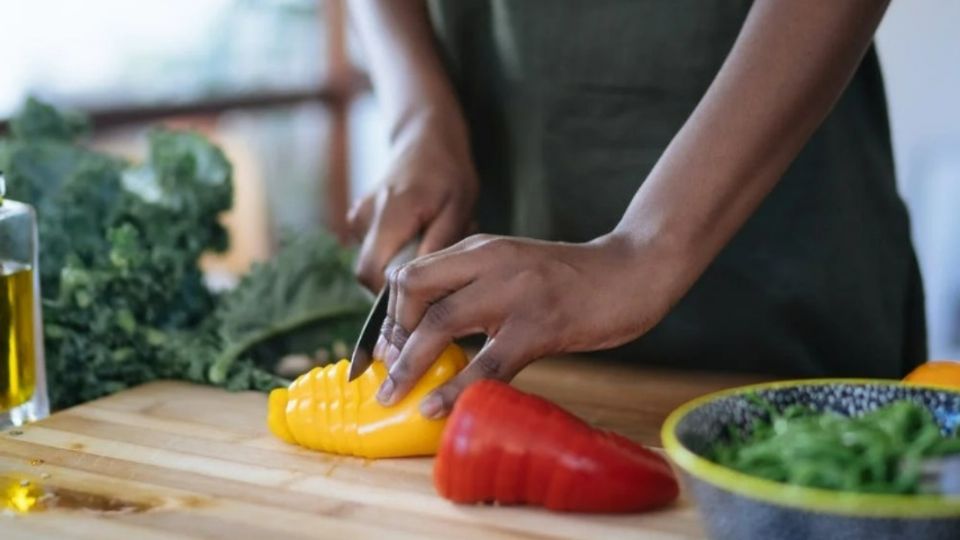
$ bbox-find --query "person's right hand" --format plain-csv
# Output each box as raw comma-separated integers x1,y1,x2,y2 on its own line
348,127,479,291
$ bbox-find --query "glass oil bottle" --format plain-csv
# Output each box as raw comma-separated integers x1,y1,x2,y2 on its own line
0,172,49,428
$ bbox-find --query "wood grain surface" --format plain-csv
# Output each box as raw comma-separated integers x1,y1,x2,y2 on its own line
0,356,767,539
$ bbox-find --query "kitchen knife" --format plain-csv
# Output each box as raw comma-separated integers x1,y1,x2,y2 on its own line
348,239,420,382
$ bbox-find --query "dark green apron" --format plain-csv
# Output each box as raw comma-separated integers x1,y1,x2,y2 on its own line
427,0,926,378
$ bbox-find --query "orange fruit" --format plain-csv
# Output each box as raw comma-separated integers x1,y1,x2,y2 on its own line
903,361,960,390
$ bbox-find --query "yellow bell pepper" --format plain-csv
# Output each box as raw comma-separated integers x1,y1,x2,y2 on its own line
267,344,467,458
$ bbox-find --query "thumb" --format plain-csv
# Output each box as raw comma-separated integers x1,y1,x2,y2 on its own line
418,335,525,419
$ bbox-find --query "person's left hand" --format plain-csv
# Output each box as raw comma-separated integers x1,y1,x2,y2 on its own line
372,232,688,419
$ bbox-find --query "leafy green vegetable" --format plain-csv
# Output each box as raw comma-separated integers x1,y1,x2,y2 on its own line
709,397,960,494
208,232,370,384
1,98,369,408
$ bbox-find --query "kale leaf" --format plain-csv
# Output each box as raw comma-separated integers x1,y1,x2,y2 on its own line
1,99,368,408
208,231,371,384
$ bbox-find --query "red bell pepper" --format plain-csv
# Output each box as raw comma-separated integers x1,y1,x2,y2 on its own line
433,379,680,513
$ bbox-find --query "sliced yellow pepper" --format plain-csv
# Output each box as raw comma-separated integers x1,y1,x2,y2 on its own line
267,344,467,458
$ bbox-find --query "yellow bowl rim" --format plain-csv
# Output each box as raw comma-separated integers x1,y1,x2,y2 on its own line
661,378,960,518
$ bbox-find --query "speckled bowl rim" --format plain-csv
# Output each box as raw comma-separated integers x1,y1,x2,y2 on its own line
661,378,960,518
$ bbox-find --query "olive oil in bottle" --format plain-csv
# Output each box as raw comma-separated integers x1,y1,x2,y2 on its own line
1,261,36,410
0,172,48,427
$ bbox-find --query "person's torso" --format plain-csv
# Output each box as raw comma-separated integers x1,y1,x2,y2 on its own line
427,0,926,378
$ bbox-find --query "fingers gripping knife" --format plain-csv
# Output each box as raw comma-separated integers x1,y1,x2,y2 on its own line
348,239,420,382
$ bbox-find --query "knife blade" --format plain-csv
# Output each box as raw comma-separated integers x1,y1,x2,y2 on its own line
348,239,420,382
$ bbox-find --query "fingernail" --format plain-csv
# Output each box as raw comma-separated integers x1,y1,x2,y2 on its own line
419,394,444,420
373,337,386,361
377,377,395,405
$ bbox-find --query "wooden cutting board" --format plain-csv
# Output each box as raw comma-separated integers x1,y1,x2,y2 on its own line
0,357,767,540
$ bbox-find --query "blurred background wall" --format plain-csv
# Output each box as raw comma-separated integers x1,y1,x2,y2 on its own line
876,0,960,360
0,0,363,281
0,0,956,358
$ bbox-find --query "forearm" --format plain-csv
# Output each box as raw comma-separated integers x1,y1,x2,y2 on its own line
613,0,889,293
350,0,469,156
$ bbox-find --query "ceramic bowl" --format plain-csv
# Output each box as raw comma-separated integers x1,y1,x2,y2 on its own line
662,380,960,540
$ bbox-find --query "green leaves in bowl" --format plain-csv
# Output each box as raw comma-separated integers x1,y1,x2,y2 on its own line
709,397,960,494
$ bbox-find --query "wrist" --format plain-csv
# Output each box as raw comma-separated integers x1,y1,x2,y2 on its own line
597,226,692,274
593,227,701,316
391,103,471,158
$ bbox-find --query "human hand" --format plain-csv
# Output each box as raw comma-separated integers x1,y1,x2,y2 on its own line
349,128,478,291
373,233,688,418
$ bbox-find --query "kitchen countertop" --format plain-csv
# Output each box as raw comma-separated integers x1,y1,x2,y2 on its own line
1,356,767,540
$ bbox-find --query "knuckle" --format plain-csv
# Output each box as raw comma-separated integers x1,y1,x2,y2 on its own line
387,264,402,290
386,183,425,208
389,324,411,350
379,316,395,340
474,353,503,378
462,233,493,249
485,237,517,258
395,263,423,293
422,299,456,331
